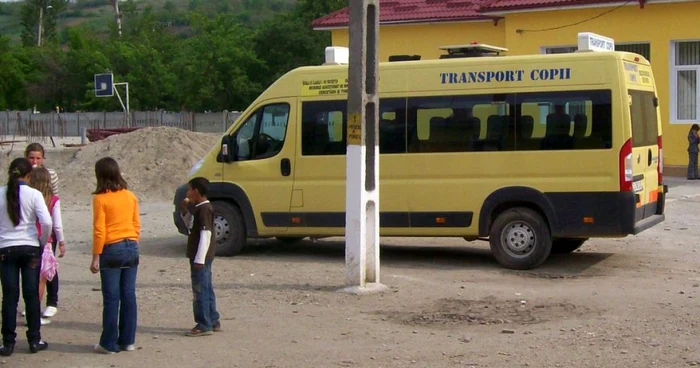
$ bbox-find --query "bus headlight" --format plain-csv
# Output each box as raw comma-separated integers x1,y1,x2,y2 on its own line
188,159,204,177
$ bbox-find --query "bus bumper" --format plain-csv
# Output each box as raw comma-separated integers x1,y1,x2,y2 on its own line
173,184,189,236
655,184,668,215
633,214,665,235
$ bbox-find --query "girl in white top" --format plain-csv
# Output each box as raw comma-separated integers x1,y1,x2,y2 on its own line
0,158,52,357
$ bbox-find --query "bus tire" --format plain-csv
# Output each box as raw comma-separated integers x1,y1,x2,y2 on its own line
489,207,552,270
551,238,587,254
276,237,305,244
212,201,247,257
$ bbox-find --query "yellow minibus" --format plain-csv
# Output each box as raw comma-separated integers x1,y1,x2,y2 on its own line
174,35,666,270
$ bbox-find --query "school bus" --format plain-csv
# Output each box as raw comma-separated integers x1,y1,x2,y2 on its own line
173,33,667,270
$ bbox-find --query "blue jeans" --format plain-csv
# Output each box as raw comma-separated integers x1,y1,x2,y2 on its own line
190,259,219,331
0,246,42,345
99,240,139,352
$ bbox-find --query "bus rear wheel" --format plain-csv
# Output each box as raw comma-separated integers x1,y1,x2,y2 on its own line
551,238,587,254
489,207,552,270
212,201,247,257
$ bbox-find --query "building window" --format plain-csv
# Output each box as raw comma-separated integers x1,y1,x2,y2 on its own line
616,43,651,61
543,43,651,61
671,41,700,123
544,46,577,54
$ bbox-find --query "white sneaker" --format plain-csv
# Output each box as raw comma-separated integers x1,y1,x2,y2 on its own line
42,306,58,318
94,344,115,355
40,318,51,326
120,344,135,352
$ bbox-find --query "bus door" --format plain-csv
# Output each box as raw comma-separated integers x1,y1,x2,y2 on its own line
224,100,296,232
629,90,660,219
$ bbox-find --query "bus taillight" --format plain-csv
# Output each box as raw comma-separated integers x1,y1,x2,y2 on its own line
620,138,633,192
657,136,663,184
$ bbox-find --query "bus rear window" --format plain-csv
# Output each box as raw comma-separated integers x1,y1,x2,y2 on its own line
629,90,659,147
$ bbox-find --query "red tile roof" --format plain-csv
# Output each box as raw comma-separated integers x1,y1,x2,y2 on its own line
311,0,500,29
481,0,633,12
312,0,650,28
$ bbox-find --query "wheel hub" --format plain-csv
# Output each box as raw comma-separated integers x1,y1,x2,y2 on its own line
214,215,230,245
502,221,536,257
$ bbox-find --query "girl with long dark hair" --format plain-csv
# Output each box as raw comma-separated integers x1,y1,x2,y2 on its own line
0,158,52,356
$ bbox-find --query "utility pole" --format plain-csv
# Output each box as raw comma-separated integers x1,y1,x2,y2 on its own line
37,5,43,46
110,0,122,38
342,0,386,294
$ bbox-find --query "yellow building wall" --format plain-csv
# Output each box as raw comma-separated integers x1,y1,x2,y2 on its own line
330,20,505,61
326,2,700,168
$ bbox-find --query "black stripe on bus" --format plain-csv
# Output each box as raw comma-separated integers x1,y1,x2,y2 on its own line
261,212,473,228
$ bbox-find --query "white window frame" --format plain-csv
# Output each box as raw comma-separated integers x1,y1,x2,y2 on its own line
670,40,700,124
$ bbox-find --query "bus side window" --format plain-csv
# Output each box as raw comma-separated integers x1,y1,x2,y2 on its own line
231,103,290,161
514,90,612,151
234,113,258,161
302,100,346,156
379,98,408,154
255,104,291,159
301,99,408,156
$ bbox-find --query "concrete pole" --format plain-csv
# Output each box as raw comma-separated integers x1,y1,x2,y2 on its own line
37,6,43,47
222,110,228,133
342,0,386,294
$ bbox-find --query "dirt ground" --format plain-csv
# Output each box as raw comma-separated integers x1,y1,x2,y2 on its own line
1,141,699,367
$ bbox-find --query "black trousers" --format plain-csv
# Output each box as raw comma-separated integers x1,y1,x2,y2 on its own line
689,152,699,179
0,246,42,345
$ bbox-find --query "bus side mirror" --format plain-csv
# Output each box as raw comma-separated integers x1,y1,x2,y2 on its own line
219,135,237,163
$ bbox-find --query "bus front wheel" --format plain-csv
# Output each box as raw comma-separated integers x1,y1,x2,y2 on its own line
212,201,247,257
489,207,552,270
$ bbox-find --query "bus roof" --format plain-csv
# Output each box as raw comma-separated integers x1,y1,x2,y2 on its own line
251,50,653,102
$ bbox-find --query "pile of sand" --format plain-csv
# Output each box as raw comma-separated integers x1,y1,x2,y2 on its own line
55,127,221,203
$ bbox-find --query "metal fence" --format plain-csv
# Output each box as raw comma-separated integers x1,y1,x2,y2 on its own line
0,110,242,139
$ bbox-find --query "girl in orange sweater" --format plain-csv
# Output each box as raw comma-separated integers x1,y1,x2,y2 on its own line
89,157,140,354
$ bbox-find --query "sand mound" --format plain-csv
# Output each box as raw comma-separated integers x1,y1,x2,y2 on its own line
57,127,221,203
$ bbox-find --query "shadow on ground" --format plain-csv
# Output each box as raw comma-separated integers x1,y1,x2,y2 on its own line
139,236,614,277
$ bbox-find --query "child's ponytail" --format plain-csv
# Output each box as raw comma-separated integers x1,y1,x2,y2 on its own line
6,158,33,227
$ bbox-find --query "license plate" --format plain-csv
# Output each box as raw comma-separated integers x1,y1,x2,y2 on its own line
633,181,644,193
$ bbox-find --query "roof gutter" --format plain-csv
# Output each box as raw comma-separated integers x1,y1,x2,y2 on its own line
313,17,502,31
480,0,692,15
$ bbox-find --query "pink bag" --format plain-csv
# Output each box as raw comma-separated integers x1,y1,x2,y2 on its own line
37,195,59,281
41,244,58,281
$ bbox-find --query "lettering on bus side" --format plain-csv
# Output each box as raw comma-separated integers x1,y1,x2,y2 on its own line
440,68,572,85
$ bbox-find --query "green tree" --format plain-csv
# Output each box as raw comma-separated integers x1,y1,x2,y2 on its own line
0,37,29,109
21,45,71,111
60,27,113,111
253,0,345,88
173,13,264,111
